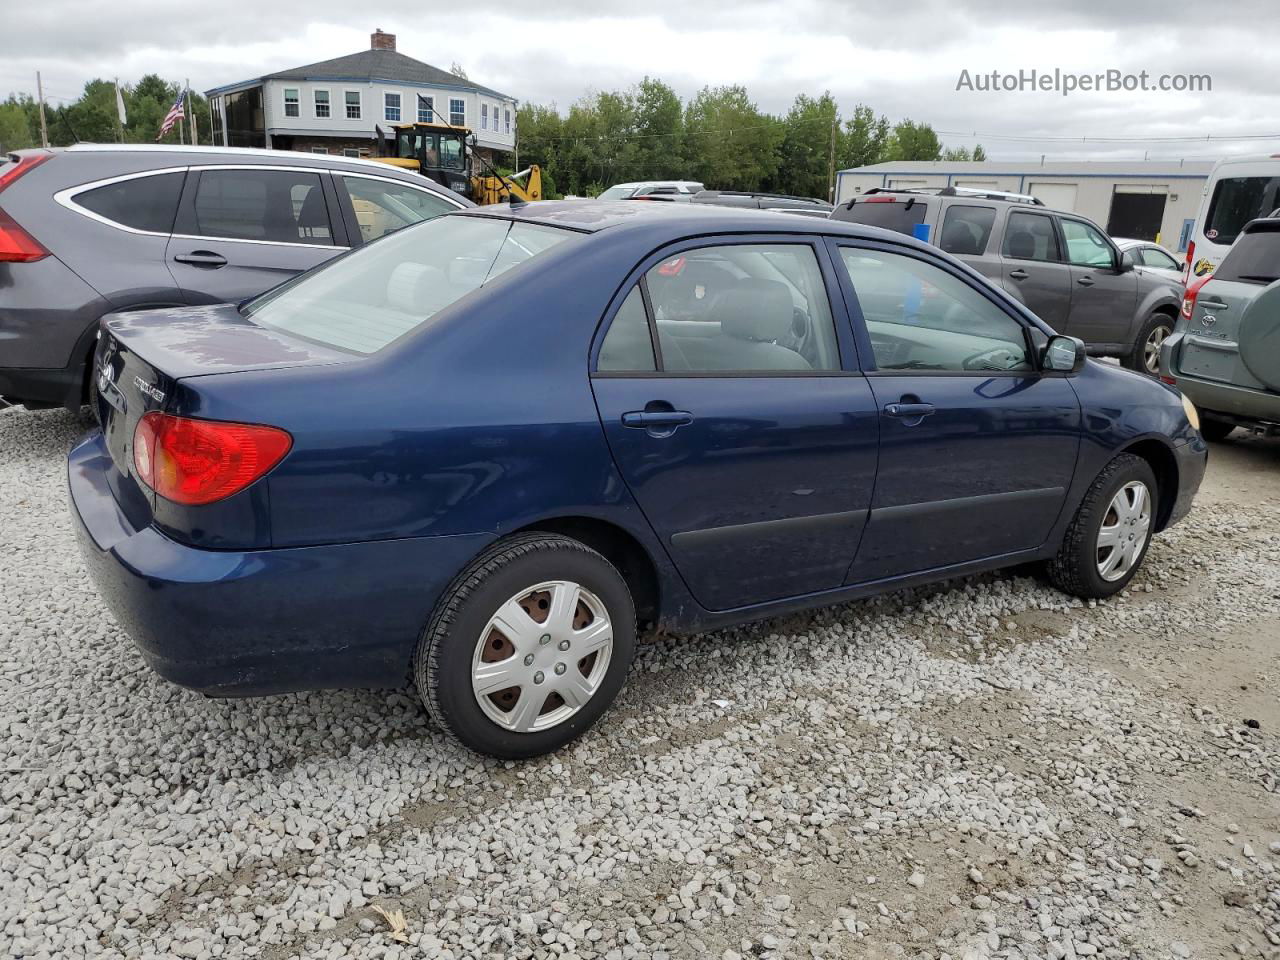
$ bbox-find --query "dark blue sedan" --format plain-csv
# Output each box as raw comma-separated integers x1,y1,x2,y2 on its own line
69,201,1207,758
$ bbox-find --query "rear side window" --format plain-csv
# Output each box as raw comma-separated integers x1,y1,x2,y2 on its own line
244,216,573,355
938,205,996,255
190,169,332,245
75,172,185,234
1003,212,1061,262
834,198,928,236
1205,177,1280,246
339,175,457,243
1214,227,1280,284
597,287,656,371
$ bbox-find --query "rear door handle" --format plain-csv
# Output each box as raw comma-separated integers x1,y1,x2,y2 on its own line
173,250,228,268
884,402,936,419
621,410,693,429
1008,269,1029,280
1076,276,1095,286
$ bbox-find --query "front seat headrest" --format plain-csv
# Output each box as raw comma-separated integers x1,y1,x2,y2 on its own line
1007,231,1036,259
711,279,794,343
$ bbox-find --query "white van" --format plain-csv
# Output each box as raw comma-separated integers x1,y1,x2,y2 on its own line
1186,155,1280,281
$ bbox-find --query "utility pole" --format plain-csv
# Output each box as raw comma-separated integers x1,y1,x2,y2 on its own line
827,116,837,203
35,71,49,148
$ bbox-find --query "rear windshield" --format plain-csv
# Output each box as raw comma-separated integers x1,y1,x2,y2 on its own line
598,186,638,200
832,198,928,235
1214,226,1280,284
244,215,573,354
1204,176,1280,246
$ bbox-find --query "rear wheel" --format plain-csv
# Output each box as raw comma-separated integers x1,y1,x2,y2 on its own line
1198,417,1236,442
1049,453,1157,599
1124,314,1173,376
415,533,636,759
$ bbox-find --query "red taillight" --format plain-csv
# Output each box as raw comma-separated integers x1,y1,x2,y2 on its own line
1180,273,1211,320
0,207,48,263
0,153,50,193
1160,375,1177,385
133,412,292,505
1181,240,1195,285
657,255,686,276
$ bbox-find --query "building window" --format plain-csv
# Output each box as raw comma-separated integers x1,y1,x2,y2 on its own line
314,89,330,119
345,91,361,120
418,95,433,123
450,98,464,127
343,148,360,158
481,103,488,130
505,109,511,135
384,92,401,122
283,88,300,118
311,146,328,154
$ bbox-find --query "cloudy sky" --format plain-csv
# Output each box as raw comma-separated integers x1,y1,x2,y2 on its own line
3,0,1277,162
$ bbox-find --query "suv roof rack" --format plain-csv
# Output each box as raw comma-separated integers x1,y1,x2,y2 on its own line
695,189,831,206
858,186,1044,206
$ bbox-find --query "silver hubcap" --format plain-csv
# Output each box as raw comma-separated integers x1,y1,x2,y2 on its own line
1096,481,1152,582
1143,325,1170,375
471,580,613,733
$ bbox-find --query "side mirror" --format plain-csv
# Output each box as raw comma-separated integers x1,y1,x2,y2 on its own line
1043,335,1086,373
1117,251,1135,273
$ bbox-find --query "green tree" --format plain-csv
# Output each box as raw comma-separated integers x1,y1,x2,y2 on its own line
772,92,839,198
630,77,684,181
683,85,781,191
886,119,942,161
972,143,987,161
838,103,891,170
0,95,38,151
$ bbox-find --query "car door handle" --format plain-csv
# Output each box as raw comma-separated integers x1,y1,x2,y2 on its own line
884,402,936,419
1076,276,1095,286
1199,299,1229,310
621,410,693,428
1008,269,1029,280
173,251,228,268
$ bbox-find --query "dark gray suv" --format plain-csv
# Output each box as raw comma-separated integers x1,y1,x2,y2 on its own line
831,188,1183,374
0,144,469,410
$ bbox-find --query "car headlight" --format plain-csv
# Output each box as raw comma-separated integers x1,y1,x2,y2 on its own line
1181,393,1201,432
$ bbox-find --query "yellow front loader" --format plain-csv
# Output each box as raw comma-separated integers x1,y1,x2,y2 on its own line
373,121,541,205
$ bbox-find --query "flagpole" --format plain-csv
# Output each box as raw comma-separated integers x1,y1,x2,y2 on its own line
186,78,198,145
114,78,124,143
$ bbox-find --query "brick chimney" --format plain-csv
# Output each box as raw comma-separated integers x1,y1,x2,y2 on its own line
371,29,396,51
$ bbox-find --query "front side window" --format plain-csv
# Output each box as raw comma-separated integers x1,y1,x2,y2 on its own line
384,92,401,122
283,88,299,118
1002,211,1061,262
313,89,330,119
1140,246,1179,270
190,169,332,246
1205,176,1280,246
604,243,840,374
339,175,458,243
1060,218,1115,268
345,91,361,120
418,95,433,123
938,205,996,256
450,98,465,127
76,171,186,234
840,247,1032,373
244,217,574,354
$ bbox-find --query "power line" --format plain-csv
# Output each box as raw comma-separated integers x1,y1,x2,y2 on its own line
933,129,1280,144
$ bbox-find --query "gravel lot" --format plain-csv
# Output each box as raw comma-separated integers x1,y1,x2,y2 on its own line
2,405,1278,960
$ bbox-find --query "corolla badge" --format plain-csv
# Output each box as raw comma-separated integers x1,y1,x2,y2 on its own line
133,376,166,403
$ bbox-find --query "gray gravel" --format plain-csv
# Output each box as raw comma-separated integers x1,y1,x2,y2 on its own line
2,405,1279,960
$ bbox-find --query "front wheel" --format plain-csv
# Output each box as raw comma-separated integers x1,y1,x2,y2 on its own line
1048,453,1157,599
1124,314,1173,376
415,533,636,759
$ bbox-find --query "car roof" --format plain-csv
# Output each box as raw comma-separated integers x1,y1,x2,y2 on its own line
461,198,925,245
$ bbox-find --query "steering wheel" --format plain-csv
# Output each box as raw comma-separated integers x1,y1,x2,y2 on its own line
962,345,1025,371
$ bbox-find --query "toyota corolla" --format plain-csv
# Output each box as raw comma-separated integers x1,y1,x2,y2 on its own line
68,201,1207,758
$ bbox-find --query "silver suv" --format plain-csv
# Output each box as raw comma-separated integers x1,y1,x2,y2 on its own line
830,187,1183,373
0,144,469,410
1161,217,1280,440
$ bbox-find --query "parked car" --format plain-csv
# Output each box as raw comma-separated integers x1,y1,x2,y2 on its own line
831,187,1184,375
1114,238,1183,275
596,180,705,202
0,143,470,411
70,201,1206,758
690,189,832,217
1184,154,1280,281
1162,216,1280,439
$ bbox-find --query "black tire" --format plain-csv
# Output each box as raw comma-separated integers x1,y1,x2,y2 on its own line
1122,313,1174,376
1198,417,1236,442
1048,453,1158,600
415,533,636,759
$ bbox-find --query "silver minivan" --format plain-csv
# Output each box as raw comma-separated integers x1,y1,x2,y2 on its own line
0,144,469,410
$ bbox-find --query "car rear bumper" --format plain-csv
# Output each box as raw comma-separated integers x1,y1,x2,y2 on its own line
68,431,495,697
1163,331,1280,426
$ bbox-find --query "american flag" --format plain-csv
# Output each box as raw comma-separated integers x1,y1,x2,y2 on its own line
156,90,186,141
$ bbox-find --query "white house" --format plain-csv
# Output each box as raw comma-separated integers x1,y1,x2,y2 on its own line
205,30,517,162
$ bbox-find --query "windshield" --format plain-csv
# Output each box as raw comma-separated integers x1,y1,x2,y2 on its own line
597,186,638,200
397,129,466,171
1205,176,1280,246
244,216,574,354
